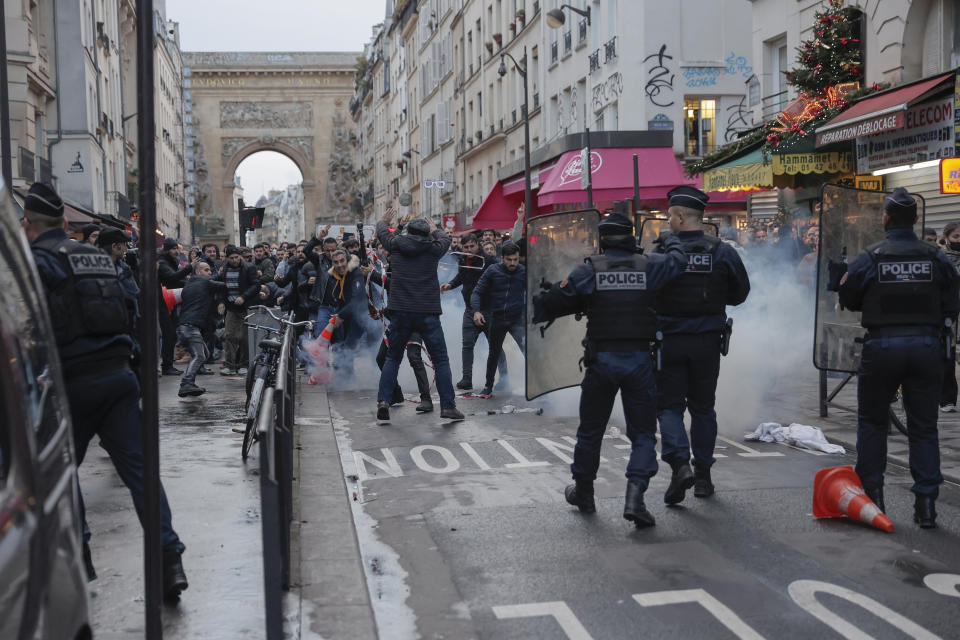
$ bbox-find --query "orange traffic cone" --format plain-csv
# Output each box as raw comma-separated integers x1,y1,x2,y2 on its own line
316,314,340,346
813,466,894,533
161,286,181,313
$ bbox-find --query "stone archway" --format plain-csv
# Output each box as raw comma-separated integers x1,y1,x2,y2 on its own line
183,52,358,245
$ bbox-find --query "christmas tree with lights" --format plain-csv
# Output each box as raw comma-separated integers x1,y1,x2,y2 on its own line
784,0,863,97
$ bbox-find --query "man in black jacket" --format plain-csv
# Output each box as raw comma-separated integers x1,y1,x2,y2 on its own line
217,245,260,375
441,232,503,389
177,262,227,396
158,237,193,375
375,211,464,422
470,242,526,397
253,243,276,284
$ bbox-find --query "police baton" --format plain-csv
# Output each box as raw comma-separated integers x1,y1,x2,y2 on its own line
720,318,734,357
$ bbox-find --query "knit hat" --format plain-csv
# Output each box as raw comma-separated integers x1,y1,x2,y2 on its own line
97,228,130,247
24,182,64,217
162,237,179,251
80,224,101,242
406,218,431,236
225,244,241,257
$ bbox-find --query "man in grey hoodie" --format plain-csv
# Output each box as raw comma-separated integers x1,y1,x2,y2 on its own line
375,210,464,422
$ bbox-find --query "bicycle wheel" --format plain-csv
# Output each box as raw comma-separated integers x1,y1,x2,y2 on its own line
242,364,268,461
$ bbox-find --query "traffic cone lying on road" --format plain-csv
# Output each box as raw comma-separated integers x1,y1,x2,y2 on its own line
304,315,339,386
812,465,894,533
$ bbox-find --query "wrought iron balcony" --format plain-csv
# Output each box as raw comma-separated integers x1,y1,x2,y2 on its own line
589,50,601,74
604,36,617,63
564,31,572,53
578,19,588,43
551,41,558,63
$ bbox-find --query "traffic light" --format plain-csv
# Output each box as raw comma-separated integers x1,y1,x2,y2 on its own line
239,206,265,231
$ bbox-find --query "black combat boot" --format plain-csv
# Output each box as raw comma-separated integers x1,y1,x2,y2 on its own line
693,466,714,498
163,550,188,602
914,494,937,529
864,486,885,513
416,394,434,413
82,541,97,582
376,401,390,422
664,463,696,505
456,378,473,390
623,482,655,528
564,480,596,514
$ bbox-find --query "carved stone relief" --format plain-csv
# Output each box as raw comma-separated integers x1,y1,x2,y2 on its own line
219,101,313,129
279,136,314,165
221,137,256,163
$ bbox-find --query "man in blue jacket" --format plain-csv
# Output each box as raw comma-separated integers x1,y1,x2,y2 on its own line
470,242,525,398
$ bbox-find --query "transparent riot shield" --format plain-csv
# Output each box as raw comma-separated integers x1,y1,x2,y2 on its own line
814,184,925,373
637,217,718,254
525,209,600,400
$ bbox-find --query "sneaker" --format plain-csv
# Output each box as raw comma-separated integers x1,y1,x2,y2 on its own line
456,379,473,390
237,367,248,375
178,383,205,398
416,396,434,413
220,367,237,376
940,404,957,413
197,367,214,376
440,408,465,421
162,366,183,376
479,386,493,398
376,401,390,422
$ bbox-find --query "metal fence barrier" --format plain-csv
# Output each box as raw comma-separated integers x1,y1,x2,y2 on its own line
257,311,299,640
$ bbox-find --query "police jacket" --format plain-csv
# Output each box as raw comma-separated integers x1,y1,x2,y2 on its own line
534,235,687,349
31,229,134,372
470,262,526,320
179,275,227,330
376,221,450,315
446,252,497,307
839,227,960,330
656,230,750,334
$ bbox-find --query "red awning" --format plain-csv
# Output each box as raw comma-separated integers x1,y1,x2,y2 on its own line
471,181,523,230
537,147,697,207
815,73,953,147
502,161,560,196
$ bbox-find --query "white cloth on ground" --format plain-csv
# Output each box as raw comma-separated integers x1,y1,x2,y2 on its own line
744,422,845,454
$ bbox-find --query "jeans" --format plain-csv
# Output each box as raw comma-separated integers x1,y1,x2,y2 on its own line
377,332,431,398
67,367,184,553
656,332,722,470
572,350,659,488
461,307,505,382
378,312,456,410
856,335,943,497
223,307,246,370
485,314,525,389
176,323,209,385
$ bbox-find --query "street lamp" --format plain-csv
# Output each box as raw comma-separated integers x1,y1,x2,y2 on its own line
498,46,533,227
545,4,591,29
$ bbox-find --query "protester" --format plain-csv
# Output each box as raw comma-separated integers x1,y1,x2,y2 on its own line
218,245,259,375
158,237,193,376
375,210,464,422
254,243,276,284
177,262,226,397
470,242,526,397
941,221,960,413
80,223,101,246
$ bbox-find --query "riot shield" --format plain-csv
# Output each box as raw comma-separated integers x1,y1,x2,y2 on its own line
814,184,925,372
637,217,718,254
525,209,600,400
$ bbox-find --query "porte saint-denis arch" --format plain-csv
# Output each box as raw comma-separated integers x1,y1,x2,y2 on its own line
184,52,358,246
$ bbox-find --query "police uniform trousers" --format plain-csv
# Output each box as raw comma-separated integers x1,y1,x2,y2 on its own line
66,364,185,553
572,350,659,488
856,332,943,497
656,332,722,470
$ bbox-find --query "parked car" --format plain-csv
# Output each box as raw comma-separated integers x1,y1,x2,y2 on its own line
0,180,91,640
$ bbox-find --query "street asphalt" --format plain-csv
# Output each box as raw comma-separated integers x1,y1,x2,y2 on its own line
79,370,960,639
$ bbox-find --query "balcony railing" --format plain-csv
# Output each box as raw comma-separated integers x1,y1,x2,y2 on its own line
533,1,540,15
533,92,540,110
578,19,588,43
588,50,601,74
550,41,558,63
512,109,517,125
563,31,572,53
604,36,617,63
761,90,788,121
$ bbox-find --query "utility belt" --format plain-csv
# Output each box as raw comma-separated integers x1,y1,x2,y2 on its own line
863,323,953,361
582,334,663,371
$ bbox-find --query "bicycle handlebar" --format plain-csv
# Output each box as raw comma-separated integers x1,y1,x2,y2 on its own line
245,305,313,330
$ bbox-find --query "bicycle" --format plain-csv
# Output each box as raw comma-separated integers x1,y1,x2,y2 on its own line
237,306,312,460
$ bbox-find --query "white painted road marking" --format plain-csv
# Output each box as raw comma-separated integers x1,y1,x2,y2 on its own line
923,573,960,598
717,435,785,457
788,579,942,640
493,601,594,640
633,588,765,640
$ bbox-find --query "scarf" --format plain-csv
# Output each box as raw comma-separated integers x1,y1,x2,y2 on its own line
330,269,346,300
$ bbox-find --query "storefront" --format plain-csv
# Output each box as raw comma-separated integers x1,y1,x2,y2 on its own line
816,71,956,227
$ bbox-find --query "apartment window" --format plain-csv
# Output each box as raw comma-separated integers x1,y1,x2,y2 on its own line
769,37,788,112
683,98,716,157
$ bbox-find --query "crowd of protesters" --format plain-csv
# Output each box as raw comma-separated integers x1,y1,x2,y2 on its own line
68,206,528,408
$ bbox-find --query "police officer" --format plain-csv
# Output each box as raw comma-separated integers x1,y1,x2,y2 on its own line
655,186,750,504
533,212,687,527
838,188,959,528
21,183,189,599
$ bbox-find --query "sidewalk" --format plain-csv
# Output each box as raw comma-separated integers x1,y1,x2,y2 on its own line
757,368,960,485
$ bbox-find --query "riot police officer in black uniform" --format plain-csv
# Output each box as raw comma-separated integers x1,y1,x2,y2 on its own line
655,186,750,504
838,188,959,528
21,183,189,599
533,212,687,527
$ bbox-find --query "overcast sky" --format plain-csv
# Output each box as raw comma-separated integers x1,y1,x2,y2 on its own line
166,0,383,201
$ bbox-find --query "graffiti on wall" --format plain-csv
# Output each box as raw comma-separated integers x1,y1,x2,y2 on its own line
644,44,675,108
725,95,754,142
682,52,753,89
592,72,624,112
